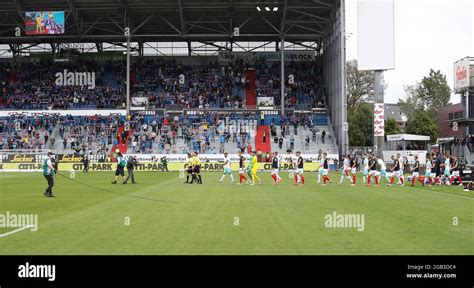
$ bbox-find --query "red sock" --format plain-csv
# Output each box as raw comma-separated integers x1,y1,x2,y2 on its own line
367,176,371,184
458,176,462,184
412,178,415,186
375,176,379,185
294,175,298,184
418,177,424,184
390,177,394,184
323,176,329,184
272,175,277,182
400,177,404,184
240,175,247,183
353,175,356,184
301,175,305,184
429,178,432,185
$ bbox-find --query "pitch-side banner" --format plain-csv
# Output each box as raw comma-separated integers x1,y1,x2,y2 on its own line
0,154,107,163
130,154,339,163
218,51,315,63
374,103,384,137
0,162,322,172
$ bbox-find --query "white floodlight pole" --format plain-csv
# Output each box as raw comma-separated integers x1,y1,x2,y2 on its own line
281,37,285,116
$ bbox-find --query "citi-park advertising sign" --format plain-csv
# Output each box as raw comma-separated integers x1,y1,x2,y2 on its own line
453,57,470,92
0,162,322,172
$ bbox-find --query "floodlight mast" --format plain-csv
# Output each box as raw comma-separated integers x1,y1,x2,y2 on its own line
280,37,285,116
126,30,131,115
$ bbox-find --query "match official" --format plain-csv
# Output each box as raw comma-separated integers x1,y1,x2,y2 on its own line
42,152,56,197
193,152,202,184
82,152,91,173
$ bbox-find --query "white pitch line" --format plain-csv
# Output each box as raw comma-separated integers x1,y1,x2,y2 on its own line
0,225,35,238
409,186,474,201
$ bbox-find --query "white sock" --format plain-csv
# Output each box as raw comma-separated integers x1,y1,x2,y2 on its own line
220,175,225,182
230,174,234,182
317,174,321,182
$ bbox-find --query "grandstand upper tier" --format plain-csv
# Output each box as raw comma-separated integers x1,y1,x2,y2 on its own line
0,57,326,111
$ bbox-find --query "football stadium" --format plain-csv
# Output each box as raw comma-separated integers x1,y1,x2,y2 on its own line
0,0,473,261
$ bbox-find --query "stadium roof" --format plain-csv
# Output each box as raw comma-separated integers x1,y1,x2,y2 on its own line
0,0,338,44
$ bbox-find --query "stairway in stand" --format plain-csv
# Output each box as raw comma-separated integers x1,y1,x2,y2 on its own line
255,125,271,154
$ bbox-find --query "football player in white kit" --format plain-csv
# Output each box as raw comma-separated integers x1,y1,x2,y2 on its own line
317,154,325,183
362,153,369,184
376,156,390,183
443,154,451,186
424,155,433,186
339,155,353,184
219,152,235,184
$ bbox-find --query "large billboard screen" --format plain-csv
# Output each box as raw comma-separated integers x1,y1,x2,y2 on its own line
357,0,395,71
25,11,65,35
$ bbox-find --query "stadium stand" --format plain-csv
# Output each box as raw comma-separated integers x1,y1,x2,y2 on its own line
0,60,125,110
0,110,338,157
0,57,325,111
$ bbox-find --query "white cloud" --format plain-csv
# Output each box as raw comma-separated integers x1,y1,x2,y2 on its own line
346,0,473,104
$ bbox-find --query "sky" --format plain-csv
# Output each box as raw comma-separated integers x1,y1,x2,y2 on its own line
345,0,473,104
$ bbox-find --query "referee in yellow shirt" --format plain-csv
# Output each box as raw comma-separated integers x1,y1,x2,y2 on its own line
191,152,203,184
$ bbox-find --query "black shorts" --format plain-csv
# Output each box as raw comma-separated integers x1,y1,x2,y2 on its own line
115,166,125,176
186,166,193,174
193,165,201,174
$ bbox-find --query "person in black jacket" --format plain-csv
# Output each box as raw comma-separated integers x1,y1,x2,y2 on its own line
124,156,139,184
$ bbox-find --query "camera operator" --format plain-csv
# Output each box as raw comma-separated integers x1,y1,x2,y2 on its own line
161,156,169,172
124,155,139,184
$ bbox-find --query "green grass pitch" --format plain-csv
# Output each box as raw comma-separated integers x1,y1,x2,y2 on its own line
0,171,472,255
